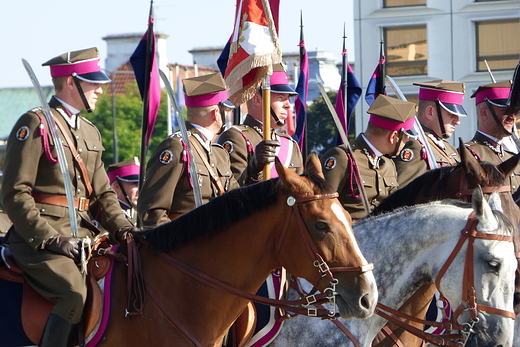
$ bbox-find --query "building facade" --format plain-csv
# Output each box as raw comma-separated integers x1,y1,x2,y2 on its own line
354,0,520,143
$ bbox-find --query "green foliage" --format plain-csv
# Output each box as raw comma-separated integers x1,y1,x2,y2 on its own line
305,91,357,157
83,83,170,168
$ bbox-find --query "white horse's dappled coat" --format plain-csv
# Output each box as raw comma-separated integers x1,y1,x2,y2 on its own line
269,189,516,347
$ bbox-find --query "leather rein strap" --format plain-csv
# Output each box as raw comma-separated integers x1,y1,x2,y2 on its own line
374,213,515,347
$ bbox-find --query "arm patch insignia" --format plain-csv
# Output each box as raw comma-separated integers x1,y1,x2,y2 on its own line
159,150,174,164
400,148,414,162
324,156,337,170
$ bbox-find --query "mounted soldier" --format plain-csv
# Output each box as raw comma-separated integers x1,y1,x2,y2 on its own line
138,72,239,226
107,157,140,225
320,94,416,220
393,79,467,187
217,65,303,186
464,80,520,197
1,47,135,347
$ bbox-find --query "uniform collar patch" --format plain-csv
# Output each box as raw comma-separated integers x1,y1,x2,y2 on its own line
159,150,174,164
16,126,30,141
324,156,337,170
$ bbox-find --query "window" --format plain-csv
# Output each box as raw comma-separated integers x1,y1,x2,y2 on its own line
384,0,426,7
476,19,520,71
385,25,428,76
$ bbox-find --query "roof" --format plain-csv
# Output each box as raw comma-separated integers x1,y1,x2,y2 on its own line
0,86,54,140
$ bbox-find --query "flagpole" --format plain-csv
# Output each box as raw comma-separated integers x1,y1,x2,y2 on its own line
299,11,308,162
377,28,386,96
341,23,348,142
263,75,271,180
138,0,154,198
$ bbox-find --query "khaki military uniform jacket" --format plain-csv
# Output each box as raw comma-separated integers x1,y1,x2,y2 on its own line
217,115,303,186
465,132,520,193
320,135,399,219
393,125,460,187
2,97,132,248
138,122,239,227
1,97,132,322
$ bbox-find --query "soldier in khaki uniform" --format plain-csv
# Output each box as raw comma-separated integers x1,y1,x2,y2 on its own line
138,72,239,226
1,48,134,347
464,81,520,193
320,95,416,220
107,157,140,225
393,80,467,187
217,67,303,186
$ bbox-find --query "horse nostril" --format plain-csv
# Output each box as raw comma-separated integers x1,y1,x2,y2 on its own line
360,294,370,310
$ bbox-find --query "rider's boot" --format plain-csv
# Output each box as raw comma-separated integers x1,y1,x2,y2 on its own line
39,313,76,347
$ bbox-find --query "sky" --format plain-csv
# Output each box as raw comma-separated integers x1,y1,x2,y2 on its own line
0,0,354,88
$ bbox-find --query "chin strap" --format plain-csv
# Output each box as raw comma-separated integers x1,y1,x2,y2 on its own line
72,74,92,113
116,178,136,209
485,98,512,136
435,98,449,139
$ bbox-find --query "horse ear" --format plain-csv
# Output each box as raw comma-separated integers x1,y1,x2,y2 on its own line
487,191,503,212
497,153,520,177
275,157,305,193
304,152,324,179
459,137,486,185
472,185,499,231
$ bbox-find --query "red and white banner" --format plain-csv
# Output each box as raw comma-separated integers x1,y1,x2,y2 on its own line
224,0,282,106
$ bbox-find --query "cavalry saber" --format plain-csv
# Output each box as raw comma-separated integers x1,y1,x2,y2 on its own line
317,83,371,214
385,75,439,170
22,59,79,238
159,69,203,208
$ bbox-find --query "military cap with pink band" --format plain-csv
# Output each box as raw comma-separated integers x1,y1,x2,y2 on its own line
367,95,416,133
42,47,111,84
107,157,140,184
471,80,512,107
183,72,234,108
414,79,467,117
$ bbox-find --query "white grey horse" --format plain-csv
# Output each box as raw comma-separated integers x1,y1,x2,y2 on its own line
269,188,516,347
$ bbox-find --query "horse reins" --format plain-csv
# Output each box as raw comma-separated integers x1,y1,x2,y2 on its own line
374,212,515,347
129,192,373,347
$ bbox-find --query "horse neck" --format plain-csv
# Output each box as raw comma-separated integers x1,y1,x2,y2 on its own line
354,205,468,309
171,201,285,294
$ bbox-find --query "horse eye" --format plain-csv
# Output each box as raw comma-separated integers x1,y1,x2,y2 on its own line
487,260,500,271
315,221,330,232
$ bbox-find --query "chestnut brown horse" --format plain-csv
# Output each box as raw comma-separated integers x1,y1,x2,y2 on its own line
369,141,520,347
98,154,377,347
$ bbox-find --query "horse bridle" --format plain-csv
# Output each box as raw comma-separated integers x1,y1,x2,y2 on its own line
455,168,511,203
127,192,373,347
375,213,515,347
275,192,374,318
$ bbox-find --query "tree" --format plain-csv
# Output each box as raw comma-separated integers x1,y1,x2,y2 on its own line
84,83,169,168
305,91,357,157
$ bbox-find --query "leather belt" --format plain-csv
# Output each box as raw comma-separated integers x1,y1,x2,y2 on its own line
32,192,90,211
168,213,182,220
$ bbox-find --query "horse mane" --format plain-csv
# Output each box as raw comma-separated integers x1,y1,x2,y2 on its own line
142,179,280,253
141,171,333,253
370,161,507,217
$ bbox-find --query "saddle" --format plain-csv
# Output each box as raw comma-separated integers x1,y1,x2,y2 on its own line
0,243,112,345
